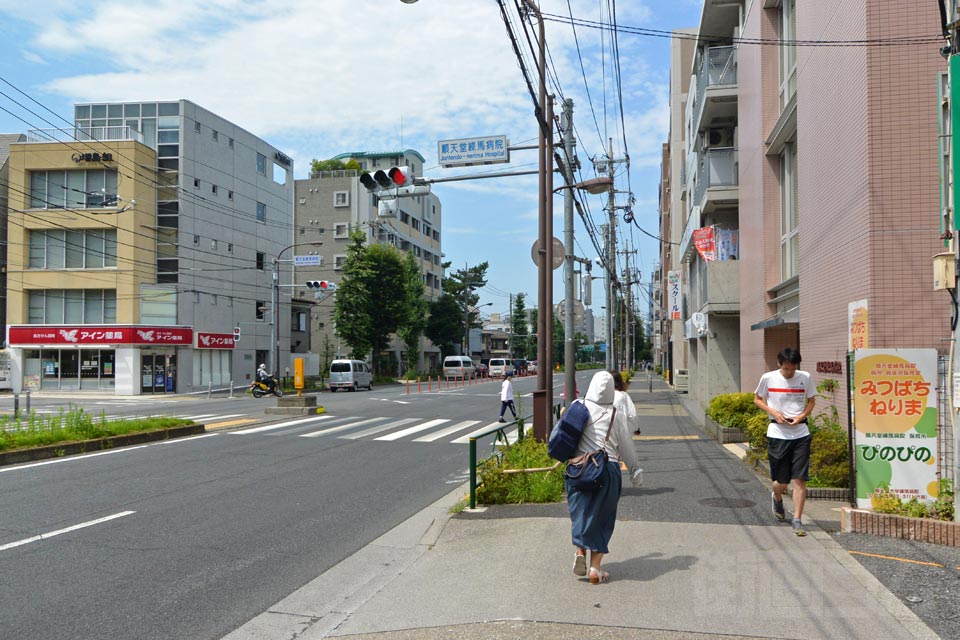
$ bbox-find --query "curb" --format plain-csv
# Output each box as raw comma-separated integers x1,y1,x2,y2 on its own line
0,423,207,467
842,507,960,547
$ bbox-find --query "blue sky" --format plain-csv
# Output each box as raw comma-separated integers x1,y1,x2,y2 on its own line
0,0,703,326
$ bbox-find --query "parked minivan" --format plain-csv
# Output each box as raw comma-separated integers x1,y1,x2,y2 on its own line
488,358,514,377
328,359,373,392
442,356,476,380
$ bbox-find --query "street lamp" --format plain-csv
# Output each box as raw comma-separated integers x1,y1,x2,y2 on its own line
554,175,614,406
272,241,323,376
465,302,493,358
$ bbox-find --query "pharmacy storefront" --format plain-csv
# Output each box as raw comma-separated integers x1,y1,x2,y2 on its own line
6,325,193,395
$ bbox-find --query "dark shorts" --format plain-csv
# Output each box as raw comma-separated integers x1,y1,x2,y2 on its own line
767,434,812,484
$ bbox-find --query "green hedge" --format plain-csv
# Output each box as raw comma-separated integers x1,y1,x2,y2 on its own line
744,411,850,488
706,392,764,430
476,436,565,504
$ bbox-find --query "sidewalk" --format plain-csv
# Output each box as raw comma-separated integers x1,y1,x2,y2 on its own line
222,378,938,640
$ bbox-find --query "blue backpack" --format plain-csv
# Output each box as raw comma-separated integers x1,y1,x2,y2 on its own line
547,400,591,461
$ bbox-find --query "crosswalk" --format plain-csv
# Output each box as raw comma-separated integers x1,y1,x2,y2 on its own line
231,414,523,446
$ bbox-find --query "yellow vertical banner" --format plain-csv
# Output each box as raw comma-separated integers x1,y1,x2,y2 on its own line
853,349,938,509
848,299,869,350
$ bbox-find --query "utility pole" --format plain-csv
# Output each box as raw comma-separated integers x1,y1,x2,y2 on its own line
561,97,577,404
603,138,617,371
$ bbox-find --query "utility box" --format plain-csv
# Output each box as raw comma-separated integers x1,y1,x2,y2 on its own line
674,369,689,393
933,252,956,291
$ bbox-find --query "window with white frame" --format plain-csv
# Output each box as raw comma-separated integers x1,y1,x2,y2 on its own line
27,289,117,324
779,0,797,110
780,141,798,281
256,201,266,222
334,223,349,238
334,254,346,270
29,229,117,269
334,191,349,207
256,153,266,175
29,169,119,209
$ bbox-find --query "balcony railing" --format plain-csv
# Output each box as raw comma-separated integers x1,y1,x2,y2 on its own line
24,126,144,144
694,147,738,208
691,45,738,134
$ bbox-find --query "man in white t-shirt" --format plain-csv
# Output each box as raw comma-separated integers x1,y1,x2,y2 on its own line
754,348,816,537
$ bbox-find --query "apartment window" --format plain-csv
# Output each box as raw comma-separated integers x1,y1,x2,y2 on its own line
194,178,200,189
334,255,346,270
334,191,349,207
292,312,307,332
779,0,797,109
256,300,266,320
256,251,265,270
211,294,218,305
212,129,218,141
400,211,410,224
29,169,119,209
211,239,218,250
411,218,420,232
193,234,200,245
228,190,233,200
780,142,799,280
212,184,218,195
228,137,234,148
256,201,266,222
256,153,266,175
433,230,440,242
334,223,349,238
27,289,117,324
228,243,233,253
194,121,201,133
29,230,117,269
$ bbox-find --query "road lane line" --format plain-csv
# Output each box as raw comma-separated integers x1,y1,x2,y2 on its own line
341,418,419,440
413,420,480,442
231,416,332,434
0,511,135,552
300,417,384,438
375,419,450,441
848,550,945,568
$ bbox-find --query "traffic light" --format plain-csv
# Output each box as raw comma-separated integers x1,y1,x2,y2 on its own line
360,166,411,193
233,326,241,342
306,280,336,291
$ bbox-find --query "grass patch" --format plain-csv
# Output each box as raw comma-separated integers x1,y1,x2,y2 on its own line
0,406,193,452
476,435,565,505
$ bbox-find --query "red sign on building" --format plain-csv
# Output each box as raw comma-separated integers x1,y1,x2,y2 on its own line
195,332,236,349
7,326,193,346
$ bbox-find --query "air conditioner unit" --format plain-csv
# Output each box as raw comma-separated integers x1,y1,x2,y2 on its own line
708,128,734,148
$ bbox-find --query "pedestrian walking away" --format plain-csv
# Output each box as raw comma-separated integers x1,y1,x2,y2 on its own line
753,347,816,537
611,370,642,484
567,371,642,584
498,372,516,422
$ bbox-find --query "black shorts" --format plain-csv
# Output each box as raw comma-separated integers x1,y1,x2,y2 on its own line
767,434,812,484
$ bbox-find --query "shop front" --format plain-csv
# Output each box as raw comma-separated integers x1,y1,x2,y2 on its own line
193,331,235,388
6,325,192,395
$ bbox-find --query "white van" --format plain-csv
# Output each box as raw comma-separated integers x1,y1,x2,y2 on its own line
488,358,514,377
328,359,373,392
442,356,476,380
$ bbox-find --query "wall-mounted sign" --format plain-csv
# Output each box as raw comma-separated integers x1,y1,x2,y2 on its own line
196,332,236,349
72,152,114,163
7,325,192,346
667,271,682,320
438,135,509,167
294,255,322,267
274,151,293,168
849,299,869,350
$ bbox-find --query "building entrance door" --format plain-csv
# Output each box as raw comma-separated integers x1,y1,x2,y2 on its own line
141,352,176,393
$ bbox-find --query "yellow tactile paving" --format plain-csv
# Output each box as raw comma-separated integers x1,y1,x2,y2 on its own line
205,418,257,430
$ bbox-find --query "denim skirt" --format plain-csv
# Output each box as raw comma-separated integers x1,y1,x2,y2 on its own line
566,459,622,554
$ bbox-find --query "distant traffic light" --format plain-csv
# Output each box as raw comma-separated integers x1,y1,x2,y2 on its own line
359,165,430,198
305,280,336,291
233,326,241,342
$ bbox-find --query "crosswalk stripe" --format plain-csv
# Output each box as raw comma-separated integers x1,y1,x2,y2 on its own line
232,415,332,434
412,420,480,442
375,418,450,441
451,421,509,444
300,417,383,438
181,414,218,420
340,418,419,440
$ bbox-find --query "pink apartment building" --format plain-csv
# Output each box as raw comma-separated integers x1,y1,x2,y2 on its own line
663,0,950,423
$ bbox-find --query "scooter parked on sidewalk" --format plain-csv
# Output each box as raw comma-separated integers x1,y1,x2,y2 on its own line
250,376,283,398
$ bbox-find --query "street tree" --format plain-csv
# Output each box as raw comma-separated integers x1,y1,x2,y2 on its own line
334,231,424,377
397,250,428,375
441,261,489,354
510,292,529,360
425,293,463,357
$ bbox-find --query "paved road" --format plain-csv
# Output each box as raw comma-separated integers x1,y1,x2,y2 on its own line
0,371,590,640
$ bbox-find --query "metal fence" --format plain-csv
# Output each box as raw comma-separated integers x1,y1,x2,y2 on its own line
937,354,955,486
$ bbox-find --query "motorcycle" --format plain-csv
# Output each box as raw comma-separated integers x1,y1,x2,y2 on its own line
251,376,283,398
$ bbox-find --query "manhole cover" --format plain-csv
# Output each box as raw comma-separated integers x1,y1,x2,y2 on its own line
699,497,755,509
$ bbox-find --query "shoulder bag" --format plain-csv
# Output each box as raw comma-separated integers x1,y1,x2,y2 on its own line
563,407,616,493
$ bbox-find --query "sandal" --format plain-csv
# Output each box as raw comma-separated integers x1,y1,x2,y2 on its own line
573,552,587,577
589,567,609,584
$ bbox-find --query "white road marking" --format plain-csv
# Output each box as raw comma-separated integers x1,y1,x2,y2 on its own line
231,416,332,434
375,418,450,441
451,421,510,444
0,511,135,552
412,420,480,442
340,418,418,440
300,417,384,438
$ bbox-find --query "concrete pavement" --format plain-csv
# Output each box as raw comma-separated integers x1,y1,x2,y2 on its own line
221,378,939,640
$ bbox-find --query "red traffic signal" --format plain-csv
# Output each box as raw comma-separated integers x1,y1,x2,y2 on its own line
306,281,337,291
360,166,412,192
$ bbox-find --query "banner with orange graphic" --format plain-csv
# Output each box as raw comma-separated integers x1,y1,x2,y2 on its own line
853,349,938,509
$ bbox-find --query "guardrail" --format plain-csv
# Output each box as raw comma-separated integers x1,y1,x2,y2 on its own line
468,414,530,509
